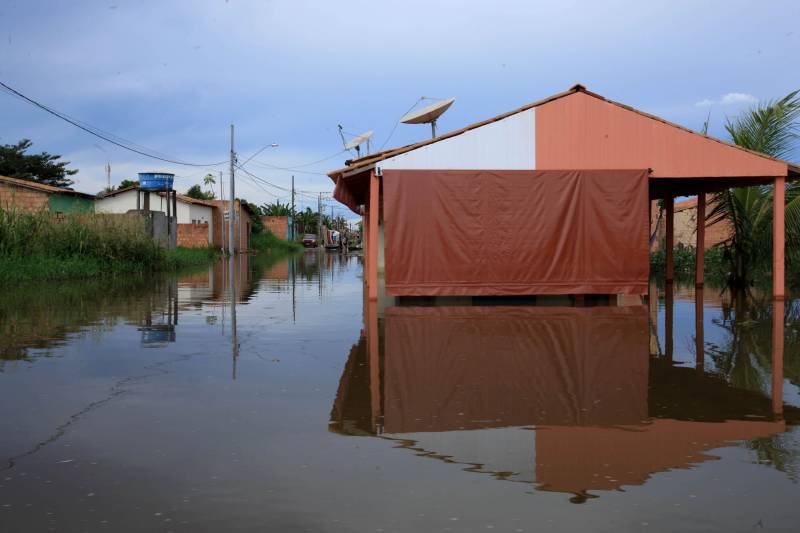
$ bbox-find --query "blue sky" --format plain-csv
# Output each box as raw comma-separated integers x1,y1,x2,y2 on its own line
1,0,798,213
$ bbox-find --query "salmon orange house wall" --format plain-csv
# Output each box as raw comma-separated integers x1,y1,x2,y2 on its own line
329,85,799,299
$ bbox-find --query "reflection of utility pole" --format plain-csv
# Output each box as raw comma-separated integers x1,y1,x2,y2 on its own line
291,255,296,324
230,253,238,380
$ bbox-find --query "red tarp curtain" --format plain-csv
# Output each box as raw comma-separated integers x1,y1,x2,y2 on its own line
382,169,650,296
382,305,649,434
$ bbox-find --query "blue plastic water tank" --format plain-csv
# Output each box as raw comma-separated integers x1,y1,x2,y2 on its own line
138,172,174,191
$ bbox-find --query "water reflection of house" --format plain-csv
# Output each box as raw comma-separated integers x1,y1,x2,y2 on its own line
331,303,794,499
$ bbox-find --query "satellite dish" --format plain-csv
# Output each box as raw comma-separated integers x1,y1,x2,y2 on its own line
401,97,455,138
339,126,373,157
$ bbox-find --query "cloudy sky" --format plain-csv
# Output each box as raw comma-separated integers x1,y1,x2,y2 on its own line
1,0,798,213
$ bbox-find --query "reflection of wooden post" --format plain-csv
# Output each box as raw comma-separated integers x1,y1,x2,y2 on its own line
666,197,674,284
368,170,379,301
665,282,674,362
361,210,369,295
695,194,705,287
772,299,785,418
649,279,659,356
366,298,380,433
695,288,704,370
774,176,785,300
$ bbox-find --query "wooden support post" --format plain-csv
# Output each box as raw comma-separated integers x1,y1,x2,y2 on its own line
368,170,379,301
695,288,704,371
774,176,785,300
695,194,705,287
772,299,785,418
665,196,674,284
363,212,369,291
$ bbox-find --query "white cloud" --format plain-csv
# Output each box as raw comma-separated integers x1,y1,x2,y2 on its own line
720,92,758,105
695,92,757,107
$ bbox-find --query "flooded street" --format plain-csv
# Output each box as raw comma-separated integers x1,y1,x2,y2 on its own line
1,252,799,532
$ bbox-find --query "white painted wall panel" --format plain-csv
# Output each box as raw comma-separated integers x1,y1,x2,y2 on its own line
94,189,139,213
378,109,536,170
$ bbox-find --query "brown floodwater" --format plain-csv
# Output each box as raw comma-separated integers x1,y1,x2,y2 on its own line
1,252,799,532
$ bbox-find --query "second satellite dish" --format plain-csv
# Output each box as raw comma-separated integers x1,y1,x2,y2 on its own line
338,126,373,157
401,97,455,138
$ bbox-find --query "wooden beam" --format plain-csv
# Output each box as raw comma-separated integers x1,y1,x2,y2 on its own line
774,176,785,300
368,170,379,301
695,194,705,287
665,197,674,284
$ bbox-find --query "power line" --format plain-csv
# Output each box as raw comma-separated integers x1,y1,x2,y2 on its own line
378,96,424,151
235,163,323,200
252,149,347,170
0,80,229,168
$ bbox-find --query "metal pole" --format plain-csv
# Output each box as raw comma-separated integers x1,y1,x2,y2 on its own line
318,192,322,247
229,124,235,256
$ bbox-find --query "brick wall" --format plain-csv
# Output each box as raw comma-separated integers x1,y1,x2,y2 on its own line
0,183,49,212
262,216,288,240
177,223,210,248
650,195,732,251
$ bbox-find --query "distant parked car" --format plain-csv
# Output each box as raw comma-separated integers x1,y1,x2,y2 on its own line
302,234,318,247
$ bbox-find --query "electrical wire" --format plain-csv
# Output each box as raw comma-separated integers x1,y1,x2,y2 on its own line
263,149,347,169
377,97,424,151
0,80,229,168
235,163,323,200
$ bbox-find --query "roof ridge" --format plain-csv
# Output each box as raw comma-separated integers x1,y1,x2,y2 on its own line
329,84,793,180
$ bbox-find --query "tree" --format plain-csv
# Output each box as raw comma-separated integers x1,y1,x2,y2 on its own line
0,139,78,188
295,207,319,235
203,173,216,197
186,184,215,200
261,200,292,216
119,179,138,189
708,90,800,287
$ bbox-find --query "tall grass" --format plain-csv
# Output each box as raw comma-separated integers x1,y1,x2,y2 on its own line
0,209,216,282
250,230,303,254
0,209,162,262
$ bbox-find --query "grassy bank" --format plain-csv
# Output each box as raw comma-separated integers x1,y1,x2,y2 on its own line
0,209,219,283
251,230,303,254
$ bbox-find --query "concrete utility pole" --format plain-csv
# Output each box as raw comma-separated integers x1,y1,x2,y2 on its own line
291,175,295,241
318,192,323,247
219,170,225,253
229,124,236,256
105,163,111,191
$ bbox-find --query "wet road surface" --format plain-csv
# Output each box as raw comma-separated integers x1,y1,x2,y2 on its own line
1,251,799,532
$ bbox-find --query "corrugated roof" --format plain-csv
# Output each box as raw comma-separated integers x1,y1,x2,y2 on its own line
0,175,95,199
328,85,798,180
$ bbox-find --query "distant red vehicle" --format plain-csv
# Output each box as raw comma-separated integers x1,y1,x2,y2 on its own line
302,234,318,247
